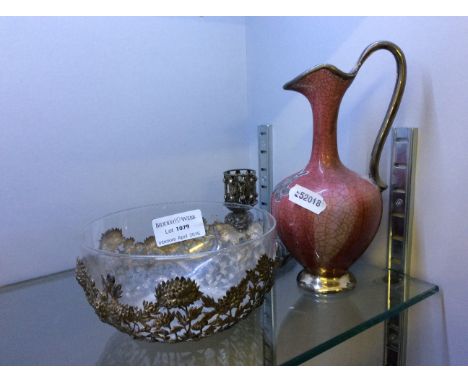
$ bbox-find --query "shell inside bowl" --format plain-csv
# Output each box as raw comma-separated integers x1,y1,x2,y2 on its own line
76,202,277,343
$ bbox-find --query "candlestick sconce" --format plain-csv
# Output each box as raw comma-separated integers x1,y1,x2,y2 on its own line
223,169,258,207
223,169,258,231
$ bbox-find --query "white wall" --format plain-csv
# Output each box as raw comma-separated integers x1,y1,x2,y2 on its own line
246,16,468,365
0,17,249,285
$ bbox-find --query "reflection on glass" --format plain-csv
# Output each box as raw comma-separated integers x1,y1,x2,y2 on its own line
276,293,363,363
97,310,264,366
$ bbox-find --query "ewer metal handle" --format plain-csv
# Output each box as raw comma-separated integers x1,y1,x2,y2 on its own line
353,41,407,192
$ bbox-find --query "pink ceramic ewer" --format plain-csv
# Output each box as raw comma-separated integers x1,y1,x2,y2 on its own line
271,41,406,294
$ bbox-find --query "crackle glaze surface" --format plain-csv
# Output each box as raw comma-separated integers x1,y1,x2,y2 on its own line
271,68,383,278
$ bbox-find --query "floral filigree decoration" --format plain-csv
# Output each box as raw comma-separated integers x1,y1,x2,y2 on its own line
75,254,274,343
101,274,122,300
155,277,202,309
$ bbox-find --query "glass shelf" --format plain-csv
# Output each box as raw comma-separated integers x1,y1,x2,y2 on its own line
270,259,439,365
0,259,438,365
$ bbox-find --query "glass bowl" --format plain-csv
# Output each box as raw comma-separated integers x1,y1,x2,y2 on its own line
76,202,277,343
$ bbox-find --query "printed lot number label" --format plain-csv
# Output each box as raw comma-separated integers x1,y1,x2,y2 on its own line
288,184,326,214
152,209,206,247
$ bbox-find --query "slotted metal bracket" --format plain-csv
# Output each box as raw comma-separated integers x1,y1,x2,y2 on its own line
257,124,276,365
258,124,273,211
384,127,418,366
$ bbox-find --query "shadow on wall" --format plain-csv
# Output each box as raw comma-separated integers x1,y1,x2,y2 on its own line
407,291,450,365
407,71,449,365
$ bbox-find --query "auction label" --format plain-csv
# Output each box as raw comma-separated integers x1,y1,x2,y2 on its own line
289,184,327,214
152,209,206,247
